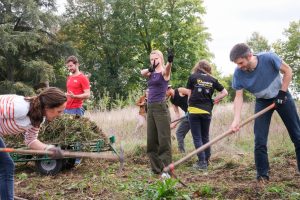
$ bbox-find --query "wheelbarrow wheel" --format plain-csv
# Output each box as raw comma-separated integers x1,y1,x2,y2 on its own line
35,158,63,175
63,158,76,170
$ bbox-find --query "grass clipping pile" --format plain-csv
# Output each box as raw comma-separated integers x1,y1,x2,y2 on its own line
5,114,108,151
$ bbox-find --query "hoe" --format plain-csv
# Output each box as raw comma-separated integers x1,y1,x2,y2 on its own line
164,103,275,183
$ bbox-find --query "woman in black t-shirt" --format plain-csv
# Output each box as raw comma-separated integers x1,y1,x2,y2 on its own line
186,60,228,170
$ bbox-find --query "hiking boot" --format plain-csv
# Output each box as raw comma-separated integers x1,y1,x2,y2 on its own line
193,161,208,170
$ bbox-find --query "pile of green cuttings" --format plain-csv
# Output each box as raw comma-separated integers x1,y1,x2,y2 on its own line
4,114,108,149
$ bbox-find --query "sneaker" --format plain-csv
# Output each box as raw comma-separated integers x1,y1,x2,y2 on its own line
193,161,208,170
160,172,171,179
75,158,82,165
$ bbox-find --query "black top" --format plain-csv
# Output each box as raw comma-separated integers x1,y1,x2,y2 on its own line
186,72,224,113
170,89,188,113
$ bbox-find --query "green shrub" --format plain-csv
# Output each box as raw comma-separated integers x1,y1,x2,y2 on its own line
0,81,35,96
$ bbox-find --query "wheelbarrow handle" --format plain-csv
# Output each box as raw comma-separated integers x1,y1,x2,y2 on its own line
164,103,275,172
0,148,119,161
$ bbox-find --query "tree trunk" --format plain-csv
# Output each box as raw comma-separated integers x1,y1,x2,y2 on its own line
7,64,14,82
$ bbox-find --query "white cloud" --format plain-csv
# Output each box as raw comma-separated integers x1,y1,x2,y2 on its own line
203,0,300,76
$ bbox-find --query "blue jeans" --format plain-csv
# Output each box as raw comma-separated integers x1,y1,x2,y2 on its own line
254,92,300,179
64,107,85,116
176,116,190,152
0,137,15,200
189,114,211,162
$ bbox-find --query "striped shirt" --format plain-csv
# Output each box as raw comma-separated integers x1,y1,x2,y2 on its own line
0,95,39,146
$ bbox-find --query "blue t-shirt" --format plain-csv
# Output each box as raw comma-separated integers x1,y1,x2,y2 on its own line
232,52,282,99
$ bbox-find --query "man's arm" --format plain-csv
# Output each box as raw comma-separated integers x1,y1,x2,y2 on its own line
279,61,293,92
230,89,244,132
67,89,90,99
136,96,145,106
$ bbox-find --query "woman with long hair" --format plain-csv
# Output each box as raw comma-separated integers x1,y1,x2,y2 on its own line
0,87,67,200
187,60,228,170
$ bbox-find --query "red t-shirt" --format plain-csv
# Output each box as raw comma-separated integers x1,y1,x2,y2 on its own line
66,73,90,109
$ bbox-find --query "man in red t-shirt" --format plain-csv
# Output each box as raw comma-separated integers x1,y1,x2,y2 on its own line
64,55,90,116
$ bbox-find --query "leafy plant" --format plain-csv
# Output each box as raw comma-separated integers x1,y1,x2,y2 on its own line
200,184,213,197
144,178,189,199
16,173,28,180
267,185,285,194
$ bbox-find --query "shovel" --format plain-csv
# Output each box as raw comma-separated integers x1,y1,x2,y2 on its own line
164,103,275,173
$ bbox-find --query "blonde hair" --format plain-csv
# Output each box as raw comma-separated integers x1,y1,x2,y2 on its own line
150,50,165,67
192,60,212,74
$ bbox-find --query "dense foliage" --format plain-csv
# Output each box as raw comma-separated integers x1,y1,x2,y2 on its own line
273,20,300,94
0,0,73,93
59,0,211,104
0,1,298,106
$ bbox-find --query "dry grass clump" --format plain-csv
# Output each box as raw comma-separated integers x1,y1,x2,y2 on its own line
87,106,145,153
39,114,107,144
88,102,295,161
4,114,108,148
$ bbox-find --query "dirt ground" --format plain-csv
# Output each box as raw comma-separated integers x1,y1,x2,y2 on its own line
13,152,300,200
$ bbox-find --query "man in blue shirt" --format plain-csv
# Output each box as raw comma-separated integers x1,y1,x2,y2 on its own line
230,43,300,182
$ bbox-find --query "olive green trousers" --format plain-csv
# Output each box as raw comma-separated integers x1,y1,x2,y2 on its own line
147,102,172,174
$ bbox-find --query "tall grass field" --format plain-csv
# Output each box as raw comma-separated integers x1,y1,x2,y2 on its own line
13,102,300,199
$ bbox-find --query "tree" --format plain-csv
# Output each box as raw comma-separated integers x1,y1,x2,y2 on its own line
246,32,271,53
273,20,300,93
219,74,255,102
60,0,213,106
0,0,72,93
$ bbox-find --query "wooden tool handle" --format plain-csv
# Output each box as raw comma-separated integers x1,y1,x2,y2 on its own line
0,148,118,161
164,103,275,172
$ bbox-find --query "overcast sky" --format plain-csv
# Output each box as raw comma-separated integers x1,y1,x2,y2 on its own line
56,0,300,76
202,0,300,76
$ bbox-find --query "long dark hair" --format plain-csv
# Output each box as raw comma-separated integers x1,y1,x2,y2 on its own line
26,87,67,127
